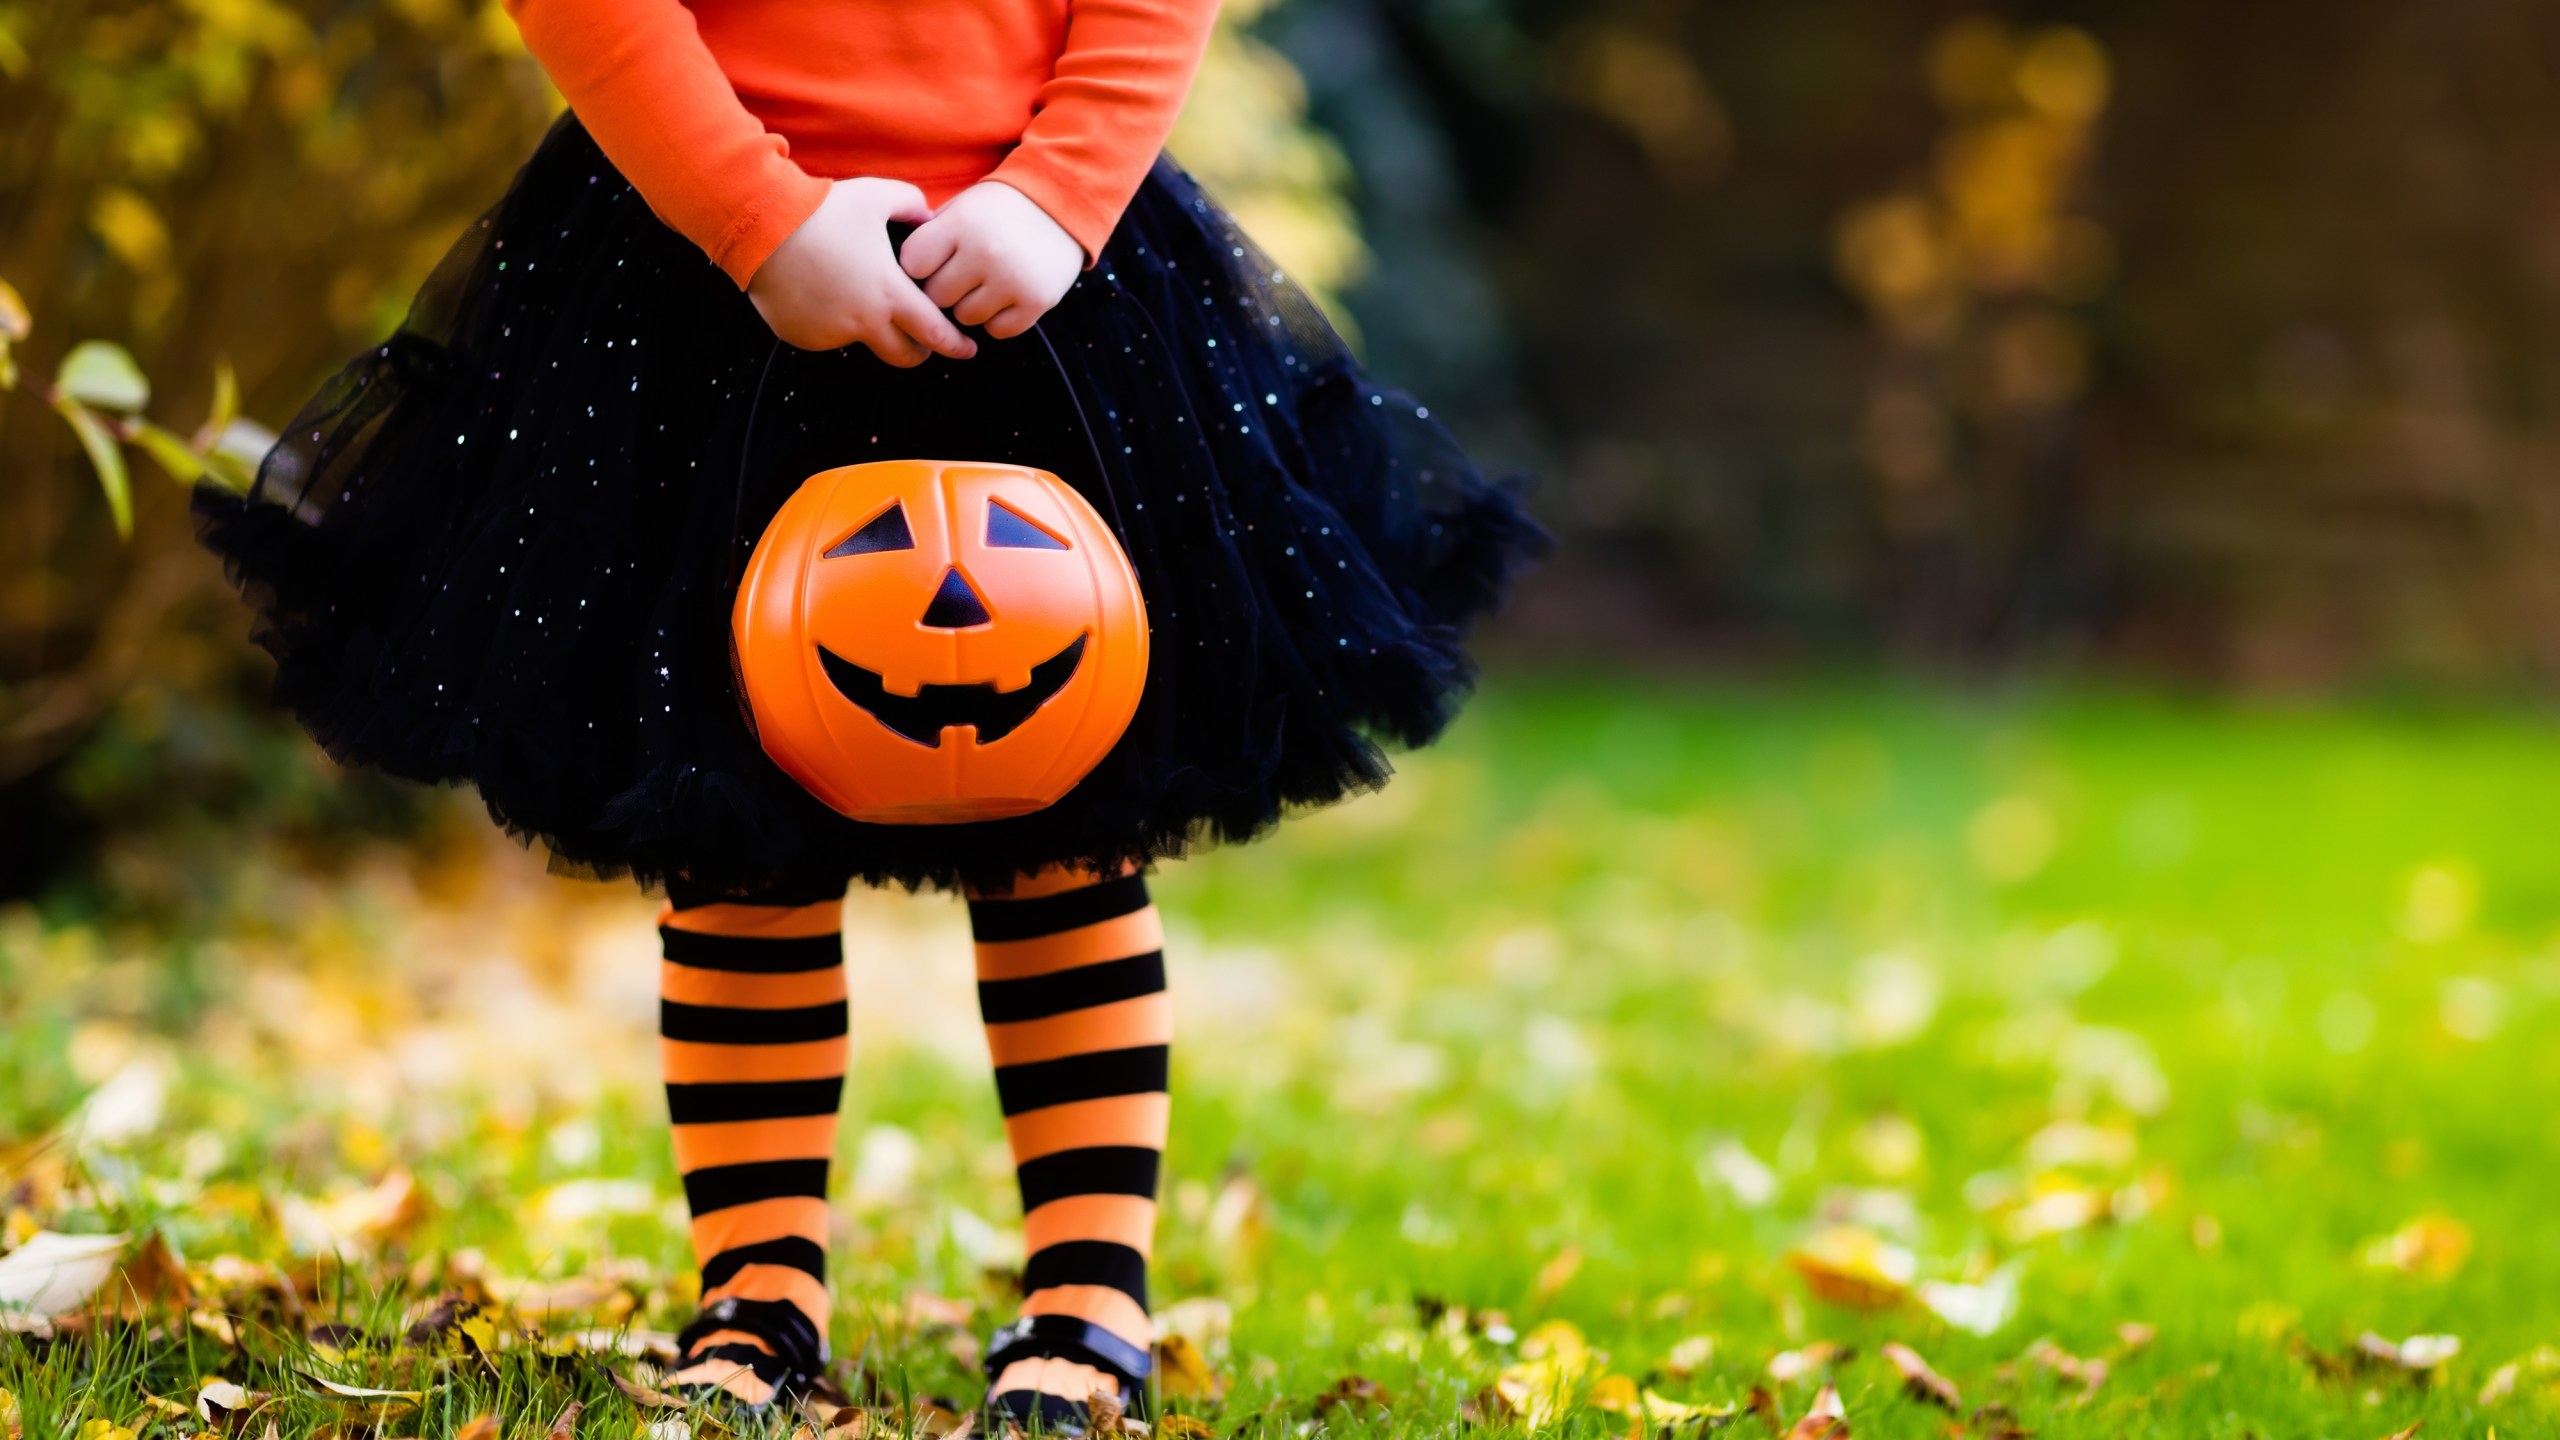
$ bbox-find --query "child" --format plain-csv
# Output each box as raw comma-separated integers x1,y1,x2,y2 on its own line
195,0,1543,1424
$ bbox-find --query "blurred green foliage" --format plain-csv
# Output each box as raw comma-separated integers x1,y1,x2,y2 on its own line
0,0,558,894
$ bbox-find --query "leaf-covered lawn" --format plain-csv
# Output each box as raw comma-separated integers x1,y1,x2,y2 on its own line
9,676,2560,1439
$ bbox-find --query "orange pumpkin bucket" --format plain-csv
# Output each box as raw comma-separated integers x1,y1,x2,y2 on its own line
731,459,1148,824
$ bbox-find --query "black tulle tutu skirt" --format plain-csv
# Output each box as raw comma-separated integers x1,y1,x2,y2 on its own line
196,116,1545,896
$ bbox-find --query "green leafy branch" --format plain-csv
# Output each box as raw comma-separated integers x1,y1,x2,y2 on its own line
0,276,272,538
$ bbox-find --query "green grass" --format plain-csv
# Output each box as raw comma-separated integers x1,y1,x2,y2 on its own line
10,674,2560,1438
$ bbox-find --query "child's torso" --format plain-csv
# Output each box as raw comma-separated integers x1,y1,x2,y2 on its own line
684,0,1071,195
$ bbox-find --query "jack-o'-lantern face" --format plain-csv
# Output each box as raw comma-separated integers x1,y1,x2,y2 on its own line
732,459,1148,824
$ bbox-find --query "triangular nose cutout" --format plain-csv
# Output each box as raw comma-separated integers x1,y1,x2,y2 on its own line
920,567,992,629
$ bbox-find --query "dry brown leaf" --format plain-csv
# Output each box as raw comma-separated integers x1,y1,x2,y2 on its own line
2375,1424,2422,1440
606,1369,690,1410
2021,1341,2108,1402
1784,1228,1914,1311
454,1416,498,1440
1779,1383,1848,1440
1152,1333,1224,1403
1151,1416,1213,1440
110,1233,192,1316
1967,1402,2032,1439
546,1402,582,1440
1743,1386,1780,1434
1311,1376,1390,1419
1880,1343,1957,1410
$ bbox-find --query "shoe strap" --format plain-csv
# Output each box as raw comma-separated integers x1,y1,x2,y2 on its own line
984,1314,1154,1395
676,1295,828,1383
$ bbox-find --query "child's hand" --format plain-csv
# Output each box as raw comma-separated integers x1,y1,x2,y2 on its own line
897,182,1084,341
748,178,979,365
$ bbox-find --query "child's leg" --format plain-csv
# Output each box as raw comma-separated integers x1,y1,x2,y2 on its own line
659,883,849,1404
968,866,1169,1415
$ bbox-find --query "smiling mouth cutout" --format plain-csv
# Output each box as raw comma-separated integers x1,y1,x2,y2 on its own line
817,634,1089,747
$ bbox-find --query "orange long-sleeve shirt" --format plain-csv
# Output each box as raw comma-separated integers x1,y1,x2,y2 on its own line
504,0,1223,288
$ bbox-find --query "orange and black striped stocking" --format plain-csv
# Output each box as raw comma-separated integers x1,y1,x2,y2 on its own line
658,888,847,1403
968,867,1169,1409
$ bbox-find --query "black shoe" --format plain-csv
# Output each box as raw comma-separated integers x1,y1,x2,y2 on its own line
982,1315,1154,1435
670,1296,827,1411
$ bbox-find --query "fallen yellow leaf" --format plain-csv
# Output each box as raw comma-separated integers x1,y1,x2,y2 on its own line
1533,1246,1584,1301
1588,1374,1736,1430
2362,1214,2472,1279
1153,1333,1224,1402
1663,1334,1716,1379
1784,1227,1914,1311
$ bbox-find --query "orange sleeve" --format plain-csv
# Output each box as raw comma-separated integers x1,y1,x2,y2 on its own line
504,0,831,288
986,0,1225,263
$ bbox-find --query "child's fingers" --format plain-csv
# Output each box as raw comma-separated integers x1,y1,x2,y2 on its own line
951,284,1008,329
922,259,983,309
889,287,978,361
982,303,1041,341
899,220,960,283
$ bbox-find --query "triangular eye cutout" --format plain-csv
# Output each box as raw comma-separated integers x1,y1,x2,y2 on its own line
824,501,915,557
986,499,1070,551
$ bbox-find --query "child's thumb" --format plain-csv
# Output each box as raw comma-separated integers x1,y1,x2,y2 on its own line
873,178,935,225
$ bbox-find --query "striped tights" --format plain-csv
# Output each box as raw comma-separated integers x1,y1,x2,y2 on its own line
657,868,1166,1406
